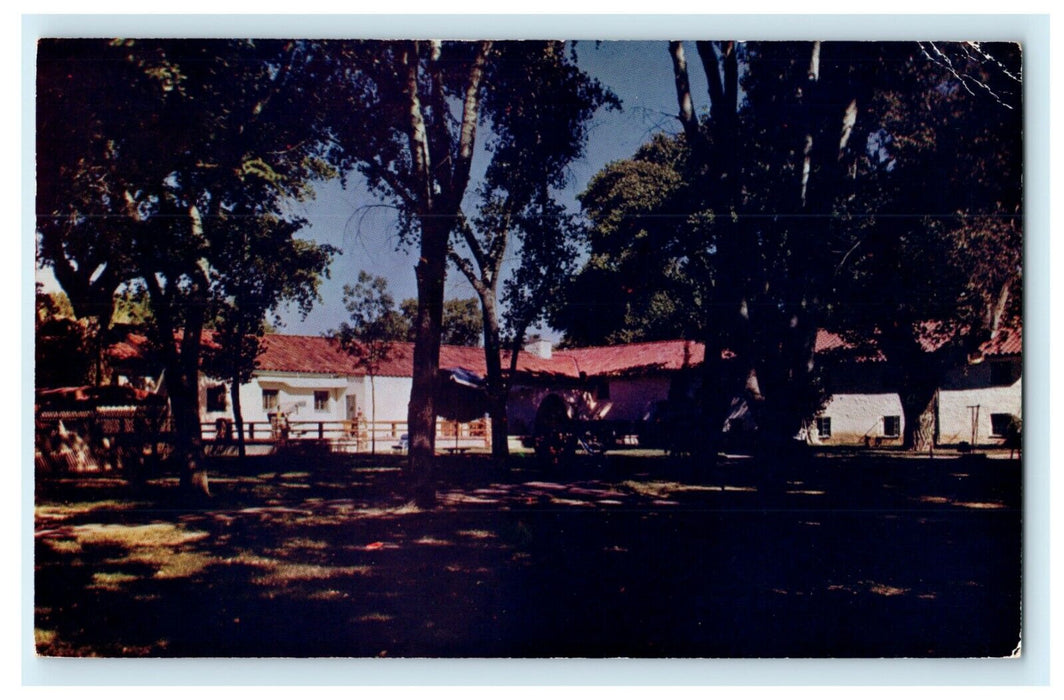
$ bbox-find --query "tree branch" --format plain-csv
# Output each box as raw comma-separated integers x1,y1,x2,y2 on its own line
401,41,434,210
447,248,489,298
668,41,702,148
449,41,493,210
695,41,726,119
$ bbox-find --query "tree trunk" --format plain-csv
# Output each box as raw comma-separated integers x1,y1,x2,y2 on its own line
900,384,938,452
230,377,246,459
407,218,449,506
479,292,511,464
168,371,210,496
370,373,377,456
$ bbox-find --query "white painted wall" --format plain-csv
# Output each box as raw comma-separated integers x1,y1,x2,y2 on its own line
199,373,369,434
938,381,1022,446
365,375,412,431
817,392,905,445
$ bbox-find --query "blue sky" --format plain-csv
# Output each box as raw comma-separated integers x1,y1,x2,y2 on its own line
274,41,710,340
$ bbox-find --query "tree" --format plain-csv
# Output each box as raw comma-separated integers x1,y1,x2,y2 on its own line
37,39,341,492
202,214,336,458
447,41,617,462
552,132,696,347
829,42,1023,450
323,41,612,499
399,297,483,347
334,271,408,454
560,41,1021,455
35,285,95,389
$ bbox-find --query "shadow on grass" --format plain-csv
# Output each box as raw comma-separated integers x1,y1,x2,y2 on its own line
35,451,1021,657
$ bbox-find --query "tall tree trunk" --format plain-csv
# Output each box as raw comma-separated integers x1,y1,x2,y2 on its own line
168,369,210,495
407,217,449,506
230,376,246,459
370,373,377,456
479,291,511,464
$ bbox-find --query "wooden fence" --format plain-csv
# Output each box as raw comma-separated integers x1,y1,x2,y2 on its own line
200,416,491,454
35,407,491,473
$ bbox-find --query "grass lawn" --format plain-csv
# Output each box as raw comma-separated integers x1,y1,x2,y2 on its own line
34,450,1021,657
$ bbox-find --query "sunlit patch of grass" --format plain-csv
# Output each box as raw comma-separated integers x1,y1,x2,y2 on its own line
145,551,214,579
414,536,453,546
456,529,496,540
550,497,596,507
279,472,311,480
36,500,147,523
786,489,826,496
671,485,729,494
357,612,394,623
73,522,210,549
827,584,855,594
916,495,1006,510
252,563,372,586
954,501,1007,510
45,539,83,554
89,571,141,591
308,589,349,601
620,480,678,499
284,537,331,550
866,582,910,597
223,551,280,569
35,628,57,647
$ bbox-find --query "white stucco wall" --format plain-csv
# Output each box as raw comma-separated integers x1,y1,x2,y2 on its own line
199,373,367,435
817,392,905,445
937,381,1022,446
365,375,412,429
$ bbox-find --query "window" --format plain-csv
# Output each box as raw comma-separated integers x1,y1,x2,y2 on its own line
206,384,227,413
815,416,832,439
314,390,329,412
990,413,1014,437
262,388,278,411
883,415,901,438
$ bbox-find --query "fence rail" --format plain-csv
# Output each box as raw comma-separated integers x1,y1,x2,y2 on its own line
35,407,491,471
201,417,491,453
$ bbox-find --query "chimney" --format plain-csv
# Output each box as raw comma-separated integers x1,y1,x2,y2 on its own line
525,338,552,360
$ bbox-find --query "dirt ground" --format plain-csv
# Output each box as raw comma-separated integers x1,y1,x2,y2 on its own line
33,449,1022,658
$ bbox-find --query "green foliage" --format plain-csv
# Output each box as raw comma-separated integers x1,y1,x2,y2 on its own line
552,133,697,346
439,298,483,347
37,39,342,476
35,284,94,388
110,285,154,326
396,297,483,347
555,41,1021,448
334,271,406,374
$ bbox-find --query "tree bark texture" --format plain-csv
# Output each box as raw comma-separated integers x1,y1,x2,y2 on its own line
230,378,246,459
407,217,449,506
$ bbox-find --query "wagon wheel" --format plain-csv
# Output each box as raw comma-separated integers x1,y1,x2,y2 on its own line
533,395,574,468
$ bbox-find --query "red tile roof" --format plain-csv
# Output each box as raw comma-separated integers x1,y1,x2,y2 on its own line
559,339,704,377
255,334,362,375
105,324,1021,381
981,327,1022,356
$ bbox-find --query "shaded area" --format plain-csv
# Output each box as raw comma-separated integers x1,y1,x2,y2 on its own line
35,452,1021,657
